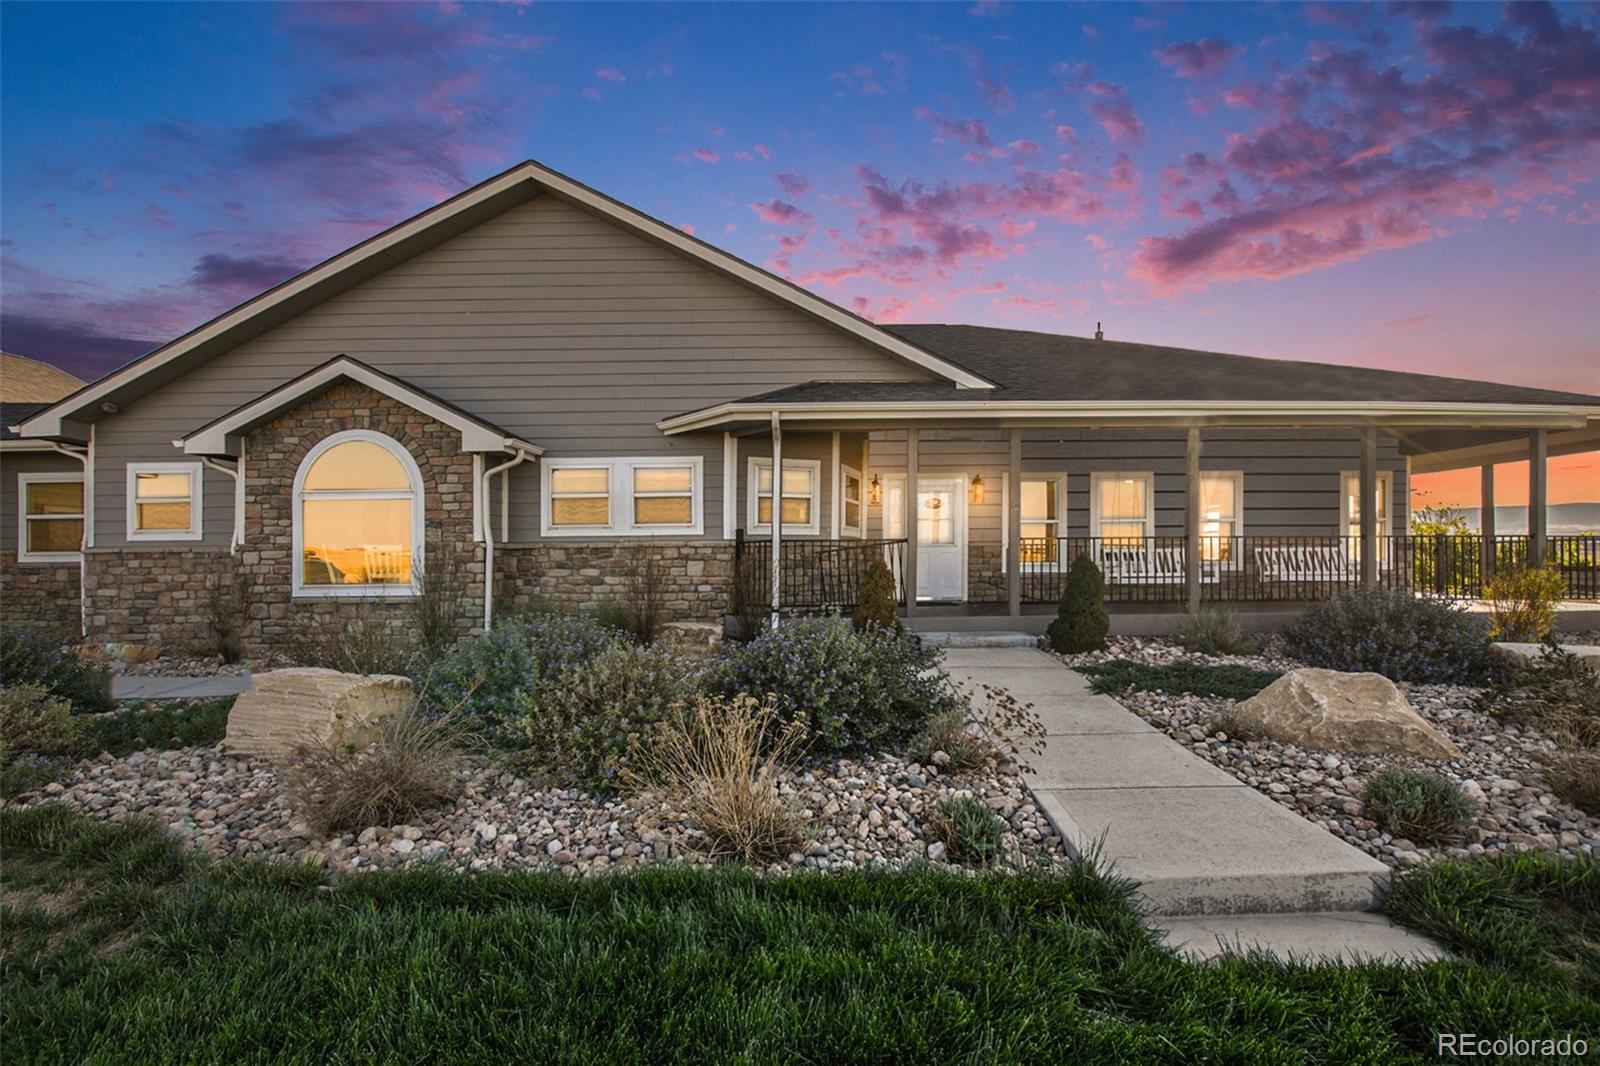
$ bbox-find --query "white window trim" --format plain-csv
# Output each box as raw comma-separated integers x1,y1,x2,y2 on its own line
126,461,203,542
840,464,864,539
748,456,822,536
540,456,705,538
17,472,84,564
1001,472,1067,573
292,430,424,599
1340,469,1395,536
1089,471,1155,540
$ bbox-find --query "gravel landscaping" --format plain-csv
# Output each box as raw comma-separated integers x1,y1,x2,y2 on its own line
1055,636,1600,869
8,747,1064,874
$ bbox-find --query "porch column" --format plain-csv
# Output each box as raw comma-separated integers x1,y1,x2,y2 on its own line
904,428,918,621
1529,429,1549,565
1007,429,1022,618
1184,427,1202,612
1480,464,1496,581
1360,427,1379,590
770,411,782,629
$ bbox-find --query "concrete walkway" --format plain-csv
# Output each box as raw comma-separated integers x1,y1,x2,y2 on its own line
942,646,1444,963
112,674,253,701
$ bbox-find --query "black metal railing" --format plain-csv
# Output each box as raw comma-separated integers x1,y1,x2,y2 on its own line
732,531,908,614
1018,534,1600,605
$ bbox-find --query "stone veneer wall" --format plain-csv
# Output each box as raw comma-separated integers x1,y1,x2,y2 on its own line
967,545,1006,604
83,546,237,653
495,542,734,622
1,556,82,636
239,381,484,654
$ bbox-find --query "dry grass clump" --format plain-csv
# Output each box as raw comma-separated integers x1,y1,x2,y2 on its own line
636,693,805,863
287,709,468,835
913,683,1046,774
1544,751,1600,817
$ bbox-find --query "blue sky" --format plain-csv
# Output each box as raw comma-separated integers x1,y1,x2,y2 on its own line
2,2,1598,499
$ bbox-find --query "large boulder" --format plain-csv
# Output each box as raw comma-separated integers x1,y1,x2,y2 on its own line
223,668,415,759
1233,668,1461,759
655,621,724,661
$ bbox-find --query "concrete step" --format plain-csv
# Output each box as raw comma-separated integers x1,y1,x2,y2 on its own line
917,631,1039,648
1155,911,1445,964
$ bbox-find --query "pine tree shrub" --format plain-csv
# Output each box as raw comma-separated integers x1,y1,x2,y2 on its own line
1046,554,1109,654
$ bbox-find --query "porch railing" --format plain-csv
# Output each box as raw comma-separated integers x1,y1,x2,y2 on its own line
732,532,908,615
1019,534,1600,604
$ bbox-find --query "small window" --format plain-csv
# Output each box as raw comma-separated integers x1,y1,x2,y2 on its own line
840,465,863,537
1091,472,1153,544
1199,472,1244,562
127,462,202,541
18,474,84,562
542,458,704,536
1341,470,1394,563
1020,476,1062,565
749,457,820,535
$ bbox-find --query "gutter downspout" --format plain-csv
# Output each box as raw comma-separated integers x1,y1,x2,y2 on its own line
482,445,537,631
200,449,244,554
46,443,90,636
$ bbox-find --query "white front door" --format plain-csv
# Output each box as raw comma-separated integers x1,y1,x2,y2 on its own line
916,477,965,601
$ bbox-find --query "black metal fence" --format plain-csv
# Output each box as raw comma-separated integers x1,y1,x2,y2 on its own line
732,531,908,615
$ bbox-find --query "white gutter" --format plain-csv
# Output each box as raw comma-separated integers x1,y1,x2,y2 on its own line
481,447,537,630
44,443,90,637
658,400,1600,435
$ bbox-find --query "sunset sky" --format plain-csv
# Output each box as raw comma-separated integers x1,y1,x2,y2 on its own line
2,1,1596,508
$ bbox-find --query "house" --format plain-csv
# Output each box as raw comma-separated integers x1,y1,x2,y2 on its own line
3,159,1598,656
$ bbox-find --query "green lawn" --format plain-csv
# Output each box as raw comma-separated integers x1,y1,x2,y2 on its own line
3,807,1596,1063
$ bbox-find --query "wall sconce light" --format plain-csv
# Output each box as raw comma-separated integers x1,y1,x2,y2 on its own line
970,474,986,505
868,474,883,506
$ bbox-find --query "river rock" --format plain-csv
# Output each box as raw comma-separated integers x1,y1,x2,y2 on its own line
1234,669,1461,759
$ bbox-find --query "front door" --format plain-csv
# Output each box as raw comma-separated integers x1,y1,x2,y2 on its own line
916,477,965,601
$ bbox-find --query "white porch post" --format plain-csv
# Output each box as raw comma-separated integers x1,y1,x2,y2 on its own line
1360,427,1379,590
903,427,918,622
1529,430,1549,566
1480,464,1496,580
770,411,782,629
1185,427,1202,612
1007,429,1022,618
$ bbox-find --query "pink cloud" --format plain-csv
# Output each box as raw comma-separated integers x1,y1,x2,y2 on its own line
750,198,812,225
595,67,626,82
776,172,811,196
1154,38,1243,78
691,148,720,163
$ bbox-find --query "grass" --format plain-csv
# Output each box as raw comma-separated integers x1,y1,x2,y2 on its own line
3,807,1598,1062
1079,660,1283,701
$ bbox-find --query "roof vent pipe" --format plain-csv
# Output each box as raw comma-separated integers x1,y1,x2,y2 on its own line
1095,322,1104,341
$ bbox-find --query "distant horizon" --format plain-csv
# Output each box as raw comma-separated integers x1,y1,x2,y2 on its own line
1415,502,1600,536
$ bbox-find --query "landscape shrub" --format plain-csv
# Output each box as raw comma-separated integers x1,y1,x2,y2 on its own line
714,617,958,751
1362,768,1474,845
586,600,634,638
1543,751,1600,816
202,571,248,665
1079,660,1282,701
1046,555,1109,653
0,684,82,765
909,709,995,772
926,795,1007,866
426,613,626,735
1175,607,1260,656
288,609,413,676
1283,589,1504,685
412,547,469,663
636,692,805,863
286,708,468,834
623,547,666,644
1485,565,1566,642
1479,639,1600,747
501,642,704,789
0,622,113,714
851,558,900,631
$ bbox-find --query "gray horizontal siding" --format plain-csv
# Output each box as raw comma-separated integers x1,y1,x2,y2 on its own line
90,193,933,546
866,428,1408,540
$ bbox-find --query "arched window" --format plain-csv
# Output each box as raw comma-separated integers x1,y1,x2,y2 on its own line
292,430,423,597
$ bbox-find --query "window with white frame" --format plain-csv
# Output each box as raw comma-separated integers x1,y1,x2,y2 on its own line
748,457,820,535
126,462,202,540
1198,472,1244,562
293,431,422,596
542,457,703,536
1341,470,1393,563
1090,472,1153,543
18,473,84,562
1019,476,1063,566
840,465,863,537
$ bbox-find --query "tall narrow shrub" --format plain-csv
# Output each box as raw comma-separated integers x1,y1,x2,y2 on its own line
1047,555,1109,653
852,558,900,631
